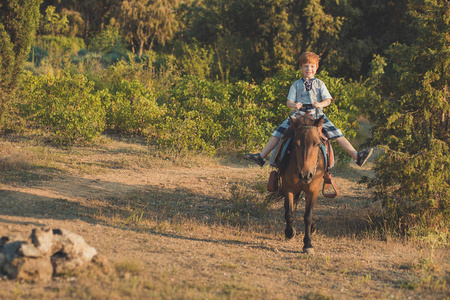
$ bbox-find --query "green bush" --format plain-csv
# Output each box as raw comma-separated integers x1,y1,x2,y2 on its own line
156,76,228,155
363,1,450,239
88,26,127,55
88,26,129,65
34,35,85,58
28,46,49,66
19,71,105,144
101,79,164,134
0,0,42,130
152,69,366,156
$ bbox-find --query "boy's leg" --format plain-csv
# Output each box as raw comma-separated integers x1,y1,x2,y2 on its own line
244,136,280,167
322,115,373,166
334,136,358,160
261,136,280,159
334,136,373,166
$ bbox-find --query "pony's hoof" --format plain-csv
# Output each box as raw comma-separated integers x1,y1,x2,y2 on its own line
285,227,296,240
303,247,315,255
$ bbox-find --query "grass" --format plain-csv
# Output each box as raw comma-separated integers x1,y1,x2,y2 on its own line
0,133,449,299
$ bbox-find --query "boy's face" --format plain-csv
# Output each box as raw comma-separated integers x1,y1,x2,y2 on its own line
301,62,318,80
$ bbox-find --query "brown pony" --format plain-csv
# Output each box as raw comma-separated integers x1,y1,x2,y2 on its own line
281,114,325,254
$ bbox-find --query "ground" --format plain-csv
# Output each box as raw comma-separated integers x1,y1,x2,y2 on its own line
0,134,449,299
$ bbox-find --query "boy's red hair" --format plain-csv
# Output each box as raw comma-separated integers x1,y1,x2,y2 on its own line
299,52,320,66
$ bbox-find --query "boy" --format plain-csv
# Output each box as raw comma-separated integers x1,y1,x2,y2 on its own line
244,52,373,167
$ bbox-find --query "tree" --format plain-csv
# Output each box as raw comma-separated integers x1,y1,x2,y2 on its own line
319,0,416,79
0,0,42,130
179,0,295,80
365,0,450,236
42,5,69,35
119,0,180,56
41,0,122,39
291,0,343,56
227,0,294,77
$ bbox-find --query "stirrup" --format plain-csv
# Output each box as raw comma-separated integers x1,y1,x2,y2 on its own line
322,172,339,198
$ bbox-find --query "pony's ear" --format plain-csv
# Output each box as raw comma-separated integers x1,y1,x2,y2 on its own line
289,115,299,128
314,115,325,127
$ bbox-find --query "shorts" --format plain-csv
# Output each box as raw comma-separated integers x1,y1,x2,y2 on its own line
272,108,343,140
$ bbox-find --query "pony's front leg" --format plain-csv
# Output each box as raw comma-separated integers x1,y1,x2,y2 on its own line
284,191,296,239
303,191,318,254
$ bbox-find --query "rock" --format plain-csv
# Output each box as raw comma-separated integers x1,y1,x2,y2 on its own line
3,256,53,281
0,253,5,271
1,234,26,248
50,228,97,275
18,243,43,258
0,228,98,281
92,254,112,275
29,228,55,256
52,229,97,262
2,241,23,262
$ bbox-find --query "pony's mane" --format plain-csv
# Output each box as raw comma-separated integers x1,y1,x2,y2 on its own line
293,114,315,127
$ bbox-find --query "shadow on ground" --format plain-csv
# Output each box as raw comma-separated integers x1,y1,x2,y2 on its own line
0,162,375,246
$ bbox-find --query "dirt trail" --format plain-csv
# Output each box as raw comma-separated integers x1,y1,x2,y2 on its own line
0,138,448,299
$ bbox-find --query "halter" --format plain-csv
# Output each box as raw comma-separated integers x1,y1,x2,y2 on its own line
294,125,322,180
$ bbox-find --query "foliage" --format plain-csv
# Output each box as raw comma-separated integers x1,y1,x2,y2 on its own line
292,0,344,56
41,5,69,36
118,0,180,56
156,76,231,155
88,25,129,64
322,0,415,79
154,76,270,155
59,8,85,38
100,79,164,135
364,0,450,236
174,41,215,79
35,0,424,82
28,45,49,67
88,25,128,56
0,0,42,130
18,71,106,145
40,0,123,39
33,35,86,58
154,69,363,156
178,0,295,80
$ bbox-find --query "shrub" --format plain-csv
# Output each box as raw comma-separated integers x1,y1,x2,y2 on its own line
34,35,85,58
156,76,227,155
152,68,366,156
101,79,164,134
363,0,450,238
19,71,105,145
0,0,42,130
28,46,49,67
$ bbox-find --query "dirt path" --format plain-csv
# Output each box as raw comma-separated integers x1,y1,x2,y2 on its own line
0,137,449,299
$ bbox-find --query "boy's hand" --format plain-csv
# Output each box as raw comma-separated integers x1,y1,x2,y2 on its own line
295,102,303,110
312,102,321,108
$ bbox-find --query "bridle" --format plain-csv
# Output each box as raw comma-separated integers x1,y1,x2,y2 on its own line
293,125,322,180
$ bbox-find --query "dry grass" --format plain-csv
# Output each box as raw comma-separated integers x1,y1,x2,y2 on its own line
0,133,449,299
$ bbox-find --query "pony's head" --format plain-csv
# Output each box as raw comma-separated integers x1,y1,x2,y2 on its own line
290,114,324,183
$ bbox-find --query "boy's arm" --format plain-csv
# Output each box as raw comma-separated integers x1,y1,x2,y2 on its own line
286,100,303,110
312,98,331,109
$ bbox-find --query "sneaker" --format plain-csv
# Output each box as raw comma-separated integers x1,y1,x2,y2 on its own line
244,153,265,167
356,148,373,166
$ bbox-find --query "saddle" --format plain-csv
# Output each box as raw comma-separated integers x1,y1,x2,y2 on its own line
268,127,339,198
